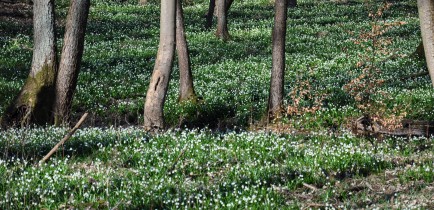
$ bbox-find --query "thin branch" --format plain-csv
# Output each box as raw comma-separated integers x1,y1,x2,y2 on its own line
302,182,318,191
39,113,88,165
167,143,189,174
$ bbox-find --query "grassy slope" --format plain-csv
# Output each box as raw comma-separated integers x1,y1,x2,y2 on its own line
0,0,433,209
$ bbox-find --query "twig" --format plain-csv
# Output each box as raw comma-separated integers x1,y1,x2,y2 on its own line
302,182,318,191
305,203,326,208
397,71,429,81
383,70,429,85
167,143,189,174
39,113,89,165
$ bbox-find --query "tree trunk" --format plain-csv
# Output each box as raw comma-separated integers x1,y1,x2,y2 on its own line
288,0,297,8
1,0,57,127
205,0,233,29
267,0,288,119
225,0,234,13
413,41,425,59
176,0,196,102
417,0,434,87
205,0,216,29
54,0,90,126
215,0,230,40
139,0,147,5
144,0,176,130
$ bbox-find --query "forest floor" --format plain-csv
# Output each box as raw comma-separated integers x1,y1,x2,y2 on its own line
287,153,434,209
0,0,433,209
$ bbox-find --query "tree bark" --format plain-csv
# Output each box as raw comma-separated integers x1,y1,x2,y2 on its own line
417,0,434,87
1,0,57,127
413,41,425,59
267,0,288,119
205,0,233,29
288,0,297,8
176,0,196,102
54,0,90,126
139,0,147,5
225,0,234,13
215,0,230,40
205,0,216,29
144,0,176,130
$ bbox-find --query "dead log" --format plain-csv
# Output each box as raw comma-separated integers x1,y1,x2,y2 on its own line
353,117,434,137
402,119,434,136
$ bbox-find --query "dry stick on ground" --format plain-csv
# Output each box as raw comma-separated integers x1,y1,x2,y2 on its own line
39,112,89,165
302,182,318,191
396,71,429,81
167,143,189,174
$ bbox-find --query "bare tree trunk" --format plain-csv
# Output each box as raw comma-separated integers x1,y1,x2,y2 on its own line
144,0,176,130
413,41,425,59
176,0,196,102
205,0,216,29
54,0,90,126
225,0,234,13
288,0,297,8
205,0,233,29
417,0,434,87
1,0,57,127
139,0,147,5
215,0,230,40
267,0,288,119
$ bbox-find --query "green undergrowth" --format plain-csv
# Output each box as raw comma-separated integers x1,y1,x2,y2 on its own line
1,127,432,208
1,0,434,208
0,0,432,128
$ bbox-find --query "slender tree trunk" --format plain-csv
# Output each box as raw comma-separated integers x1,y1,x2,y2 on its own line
176,0,196,102
54,0,90,126
205,0,216,29
205,0,233,29
1,0,57,127
144,0,176,130
414,41,425,59
224,0,234,13
417,0,434,87
215,0,230,40
267,0,288,119
288,0,297,8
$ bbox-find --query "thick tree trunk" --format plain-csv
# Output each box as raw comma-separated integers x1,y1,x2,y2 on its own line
54,0,90,126
267,0,288,119
144,0,176,130
1,0,57,127
417,0,434,87
176,0,196,102
215,0,230,40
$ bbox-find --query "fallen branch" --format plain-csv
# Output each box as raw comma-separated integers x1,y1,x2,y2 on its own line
302,182,318,191
167,143,189,174
39,113,88,165
353,117,434,137
305,203,326,208
397,71,429,81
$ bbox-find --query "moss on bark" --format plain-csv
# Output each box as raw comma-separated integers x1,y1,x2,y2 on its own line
178,88,197,103
1,62,56,127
